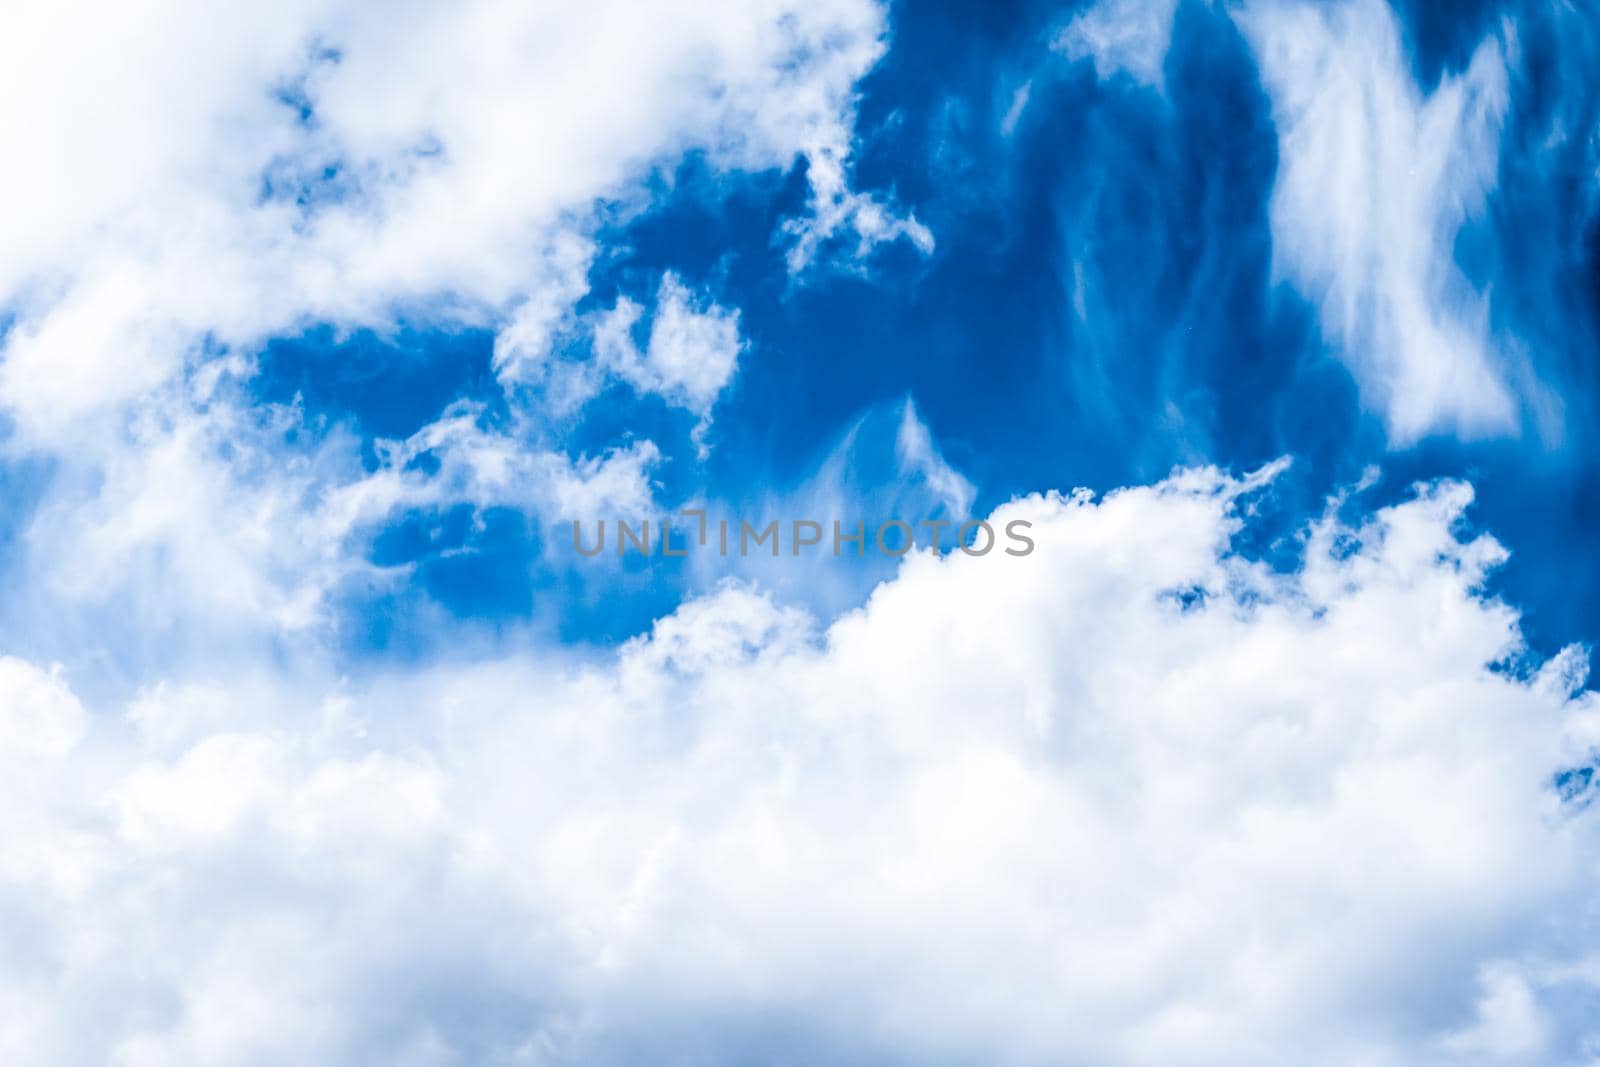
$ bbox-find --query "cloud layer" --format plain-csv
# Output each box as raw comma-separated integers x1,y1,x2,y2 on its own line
5,469,1599,1065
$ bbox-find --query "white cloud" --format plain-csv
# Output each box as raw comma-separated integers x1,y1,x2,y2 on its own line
631,275,744,420
0,0,913,446
782,142,936,273
1055,0,1179,90
1001,80,1034,137
1442,963,1552,1061
5,379,665,677
492,268,747,455
0,0,921,669
1056,0,1535,446
592,273,745,453
0,658,87,761
490,231,597,393
4,468,1599,1064
895,396,976,518
1238,0,1518,444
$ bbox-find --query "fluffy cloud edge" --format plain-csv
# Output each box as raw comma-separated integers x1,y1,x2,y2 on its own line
4,465,1599,1065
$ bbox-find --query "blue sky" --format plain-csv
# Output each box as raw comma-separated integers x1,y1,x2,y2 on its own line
198,0,1600,663
2,0,1600,1063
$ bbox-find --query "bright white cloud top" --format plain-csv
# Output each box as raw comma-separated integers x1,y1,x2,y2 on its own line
5,470,1600,1064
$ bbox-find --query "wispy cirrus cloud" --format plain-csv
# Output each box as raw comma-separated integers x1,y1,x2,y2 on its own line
1050,0,1587,448
1239,0,1519,444
1055,0,1179,90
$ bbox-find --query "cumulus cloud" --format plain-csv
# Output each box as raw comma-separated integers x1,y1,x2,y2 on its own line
1238,0,1518,443
0,0,914,443
0,0,925,673
0,658,86,760
4,468,1600,1064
